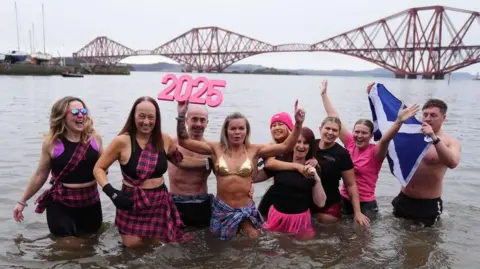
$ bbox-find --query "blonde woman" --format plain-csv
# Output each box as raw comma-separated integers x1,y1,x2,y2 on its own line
176,100,306,240
13,96,104,238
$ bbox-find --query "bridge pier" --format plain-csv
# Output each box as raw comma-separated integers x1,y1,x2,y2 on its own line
395,73,445,80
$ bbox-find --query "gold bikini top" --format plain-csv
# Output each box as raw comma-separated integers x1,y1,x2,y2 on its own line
215,148,253,178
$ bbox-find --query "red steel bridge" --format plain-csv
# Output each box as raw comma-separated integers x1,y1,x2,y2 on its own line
73,5,480,79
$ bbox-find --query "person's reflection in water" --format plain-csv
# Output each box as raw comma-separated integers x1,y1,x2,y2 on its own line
395,220,450,269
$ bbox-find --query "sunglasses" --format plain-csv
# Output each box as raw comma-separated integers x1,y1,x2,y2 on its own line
70,108,88,116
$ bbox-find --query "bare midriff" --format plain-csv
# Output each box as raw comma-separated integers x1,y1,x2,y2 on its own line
63,179,96,188
122,177,165,190
216,175,258,236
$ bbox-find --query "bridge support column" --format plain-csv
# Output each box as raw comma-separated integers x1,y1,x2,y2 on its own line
395,73,406,79
422,75,433,79
407,74,417,79
434,74,444,80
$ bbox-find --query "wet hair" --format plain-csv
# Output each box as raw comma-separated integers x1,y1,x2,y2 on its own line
299,127,316,160
422,98,448,114
48,96,95,147
354,119,374,134
118,96,164,152
320,116,342,130
220,112,251,150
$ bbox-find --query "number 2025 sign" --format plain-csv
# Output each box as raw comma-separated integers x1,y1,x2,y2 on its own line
157,74,226,107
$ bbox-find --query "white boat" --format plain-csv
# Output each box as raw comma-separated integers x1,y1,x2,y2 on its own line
0,54,5,62
30,52,52,64
475,72,480,81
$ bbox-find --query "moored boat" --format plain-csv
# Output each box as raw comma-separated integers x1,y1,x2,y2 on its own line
4,50,29,63
61,72,84,78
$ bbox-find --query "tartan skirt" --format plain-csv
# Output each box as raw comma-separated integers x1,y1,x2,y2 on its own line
115,184,186,242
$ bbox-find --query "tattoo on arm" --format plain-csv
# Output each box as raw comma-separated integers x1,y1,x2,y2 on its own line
176,116,188,140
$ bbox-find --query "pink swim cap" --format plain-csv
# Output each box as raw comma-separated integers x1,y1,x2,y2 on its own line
270,112,293,131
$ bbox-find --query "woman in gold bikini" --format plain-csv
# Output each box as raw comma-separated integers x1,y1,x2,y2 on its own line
176,100,306,240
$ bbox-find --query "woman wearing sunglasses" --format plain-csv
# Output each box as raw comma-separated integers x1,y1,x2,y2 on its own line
13,96,104,241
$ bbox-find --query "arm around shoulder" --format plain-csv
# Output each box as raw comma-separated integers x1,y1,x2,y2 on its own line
175,116,214,155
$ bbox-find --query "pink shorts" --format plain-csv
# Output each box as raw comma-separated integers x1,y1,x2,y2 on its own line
311,202,342,219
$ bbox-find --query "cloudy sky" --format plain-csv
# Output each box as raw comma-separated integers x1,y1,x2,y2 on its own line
1,0,479,74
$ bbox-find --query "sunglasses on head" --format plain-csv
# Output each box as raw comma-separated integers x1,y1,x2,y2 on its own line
70,108,88,116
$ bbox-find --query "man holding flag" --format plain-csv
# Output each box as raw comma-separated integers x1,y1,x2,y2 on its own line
368,84,461,227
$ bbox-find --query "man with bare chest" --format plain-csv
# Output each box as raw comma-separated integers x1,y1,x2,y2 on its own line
168,105,213,228
392,99,461,227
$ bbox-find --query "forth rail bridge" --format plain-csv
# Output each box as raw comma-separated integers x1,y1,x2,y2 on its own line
72,5,480,80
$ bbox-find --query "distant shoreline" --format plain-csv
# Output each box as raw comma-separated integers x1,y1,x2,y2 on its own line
130,62,477,80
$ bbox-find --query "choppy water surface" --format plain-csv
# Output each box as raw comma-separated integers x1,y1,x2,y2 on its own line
0,72,479,268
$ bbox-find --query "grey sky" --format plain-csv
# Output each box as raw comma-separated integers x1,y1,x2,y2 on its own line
1,0,479,74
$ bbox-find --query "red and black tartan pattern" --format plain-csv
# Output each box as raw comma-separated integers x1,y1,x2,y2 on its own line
120,141,159,210
50,184,100,208
35,139,92,214
115,184,187,242
136,142,158,180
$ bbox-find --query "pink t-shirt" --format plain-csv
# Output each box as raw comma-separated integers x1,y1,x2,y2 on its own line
340,132,383,202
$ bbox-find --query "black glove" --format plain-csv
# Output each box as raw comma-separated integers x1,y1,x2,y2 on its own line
102,183,134,210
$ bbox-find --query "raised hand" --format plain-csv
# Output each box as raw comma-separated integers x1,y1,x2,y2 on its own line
177,100,189,116
366,82,375,94
397,102,420,123
293,99,306,124
320,79,328,95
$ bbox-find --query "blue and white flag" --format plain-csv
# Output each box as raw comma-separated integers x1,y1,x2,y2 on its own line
368,83,431,187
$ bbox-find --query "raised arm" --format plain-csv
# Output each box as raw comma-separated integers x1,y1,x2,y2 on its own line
257,100,305,158
320,79,350,143
374,103,420,161
176,101,214,156
13,137,52,222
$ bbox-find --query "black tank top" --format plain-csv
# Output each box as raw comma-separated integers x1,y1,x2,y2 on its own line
120,136,168,180
263,168,316,214
51,137,99,184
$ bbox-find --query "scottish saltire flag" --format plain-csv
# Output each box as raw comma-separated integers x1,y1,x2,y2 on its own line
368,83,431,187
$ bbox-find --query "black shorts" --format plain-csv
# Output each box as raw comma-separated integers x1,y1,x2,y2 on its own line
391,191,443,227
341,197,379,217
174,196,212,228
45,201,103,237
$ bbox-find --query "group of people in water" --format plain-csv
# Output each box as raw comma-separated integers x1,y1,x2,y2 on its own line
12,79,461,248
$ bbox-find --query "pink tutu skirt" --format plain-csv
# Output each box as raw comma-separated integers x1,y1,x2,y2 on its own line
262,205,314,235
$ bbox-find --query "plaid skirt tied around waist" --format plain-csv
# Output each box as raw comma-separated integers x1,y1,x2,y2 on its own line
35,182,100,214
210,197,263,240
115,184,187,243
